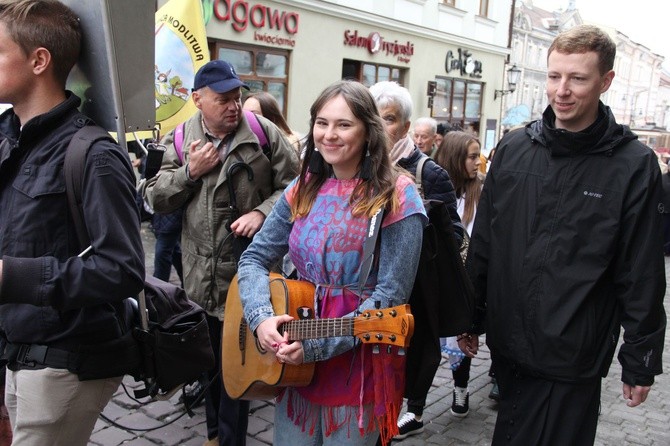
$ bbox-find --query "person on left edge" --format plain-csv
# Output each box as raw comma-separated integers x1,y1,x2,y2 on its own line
0,1,145,445
144,59,299,446
237,80,427,446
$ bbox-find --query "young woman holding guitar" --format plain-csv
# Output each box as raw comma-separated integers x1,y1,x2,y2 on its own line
235,80,427,446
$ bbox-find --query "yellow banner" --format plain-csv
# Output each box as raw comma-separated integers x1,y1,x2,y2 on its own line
154,0,209,135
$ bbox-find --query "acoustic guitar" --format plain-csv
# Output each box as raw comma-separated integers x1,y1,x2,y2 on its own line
222,273,414,400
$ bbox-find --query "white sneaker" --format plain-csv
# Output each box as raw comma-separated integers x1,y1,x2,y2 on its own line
450,386,470,417
394,412,424,440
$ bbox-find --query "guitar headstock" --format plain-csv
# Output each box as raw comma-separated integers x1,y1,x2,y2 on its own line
352,304,414,348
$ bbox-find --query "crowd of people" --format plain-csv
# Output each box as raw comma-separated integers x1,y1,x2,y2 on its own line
0,1,666,446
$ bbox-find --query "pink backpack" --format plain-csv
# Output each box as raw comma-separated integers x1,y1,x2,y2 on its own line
172,110,270,165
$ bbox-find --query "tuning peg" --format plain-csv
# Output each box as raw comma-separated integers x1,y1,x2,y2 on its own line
398,348,406,356
386,345,392,354
373,345,380,354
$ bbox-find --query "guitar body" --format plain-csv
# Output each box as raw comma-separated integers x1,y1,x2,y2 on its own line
223,274,316,400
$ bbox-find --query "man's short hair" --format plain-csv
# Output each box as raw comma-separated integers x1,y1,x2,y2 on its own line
548,24,616,75
0,0,81,86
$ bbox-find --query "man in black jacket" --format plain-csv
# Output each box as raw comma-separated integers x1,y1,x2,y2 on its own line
0,1,144,445
460,25,666,445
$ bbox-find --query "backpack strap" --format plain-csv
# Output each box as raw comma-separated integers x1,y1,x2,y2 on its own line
64,123,116,250
415,156,428,199
243,110,272,161
174,114,271,164
173,122,185,165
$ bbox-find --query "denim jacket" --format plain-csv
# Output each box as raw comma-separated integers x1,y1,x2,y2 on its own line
237,192,424,363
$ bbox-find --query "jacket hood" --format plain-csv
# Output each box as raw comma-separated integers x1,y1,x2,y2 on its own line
526,101,638,157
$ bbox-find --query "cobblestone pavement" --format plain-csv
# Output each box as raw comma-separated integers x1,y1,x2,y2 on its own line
88,224,670,445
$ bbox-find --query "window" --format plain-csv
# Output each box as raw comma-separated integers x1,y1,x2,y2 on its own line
212,42,290,113
432,77,483,134
479,0,489,17
342,59,404,87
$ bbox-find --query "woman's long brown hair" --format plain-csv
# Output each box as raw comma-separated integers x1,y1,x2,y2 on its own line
291,80,403,220
433,131,483,228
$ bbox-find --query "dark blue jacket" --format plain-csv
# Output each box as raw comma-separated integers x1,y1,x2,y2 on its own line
0,93,145,350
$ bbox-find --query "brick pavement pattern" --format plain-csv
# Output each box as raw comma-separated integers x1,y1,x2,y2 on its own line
88,224,670,445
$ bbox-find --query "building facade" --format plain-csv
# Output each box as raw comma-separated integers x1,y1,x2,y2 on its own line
508,0,669,148
171,0,515,152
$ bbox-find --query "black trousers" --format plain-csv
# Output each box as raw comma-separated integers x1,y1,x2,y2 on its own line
452,356,471,388
404,289,441,417
491,354,601,446
204,315,250,446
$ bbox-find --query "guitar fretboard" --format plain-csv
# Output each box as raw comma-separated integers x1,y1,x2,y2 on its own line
281,318,355,340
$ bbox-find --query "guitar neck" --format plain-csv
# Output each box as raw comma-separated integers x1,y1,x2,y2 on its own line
281,318,355,341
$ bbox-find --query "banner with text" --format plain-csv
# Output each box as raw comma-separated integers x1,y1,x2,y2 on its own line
155,0,210,134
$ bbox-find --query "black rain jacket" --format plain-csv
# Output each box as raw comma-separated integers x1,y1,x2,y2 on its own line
468,103,666,386
398,146,464,244
0,93,145,351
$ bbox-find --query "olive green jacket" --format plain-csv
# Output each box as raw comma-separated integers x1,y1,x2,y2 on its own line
144,111,299,316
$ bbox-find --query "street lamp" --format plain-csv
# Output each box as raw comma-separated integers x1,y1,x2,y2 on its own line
494,64,522,100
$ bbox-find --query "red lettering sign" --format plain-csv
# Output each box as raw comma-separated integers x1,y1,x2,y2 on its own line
213,0,299,35
343,29,414,61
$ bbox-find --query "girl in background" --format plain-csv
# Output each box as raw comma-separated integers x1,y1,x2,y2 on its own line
243,91,302,153
433,131,484,416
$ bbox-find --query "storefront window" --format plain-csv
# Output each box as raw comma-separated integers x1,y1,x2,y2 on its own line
465,83,481,119
268,83,285,109
256,53,286,78
362,64,376,87
377,66,390,83
342,59,406,87
452,81,465,120
431,76,483,135
218,48,253,75
246,80,264,92
213,42,290,114
432,79,452,119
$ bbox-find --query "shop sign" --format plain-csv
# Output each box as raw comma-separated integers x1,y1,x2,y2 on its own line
445,48,482,78
212,0,299,35
343,29,414,63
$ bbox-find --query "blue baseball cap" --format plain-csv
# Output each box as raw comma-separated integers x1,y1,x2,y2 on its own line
193,60,249,93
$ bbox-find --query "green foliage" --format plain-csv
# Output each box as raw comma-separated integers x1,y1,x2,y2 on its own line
157,96,187,121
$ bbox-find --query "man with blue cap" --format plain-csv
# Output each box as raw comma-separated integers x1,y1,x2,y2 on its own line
144,59,299,446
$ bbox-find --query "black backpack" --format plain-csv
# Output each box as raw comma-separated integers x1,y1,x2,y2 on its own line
63,122,214,399
413,157,475,337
